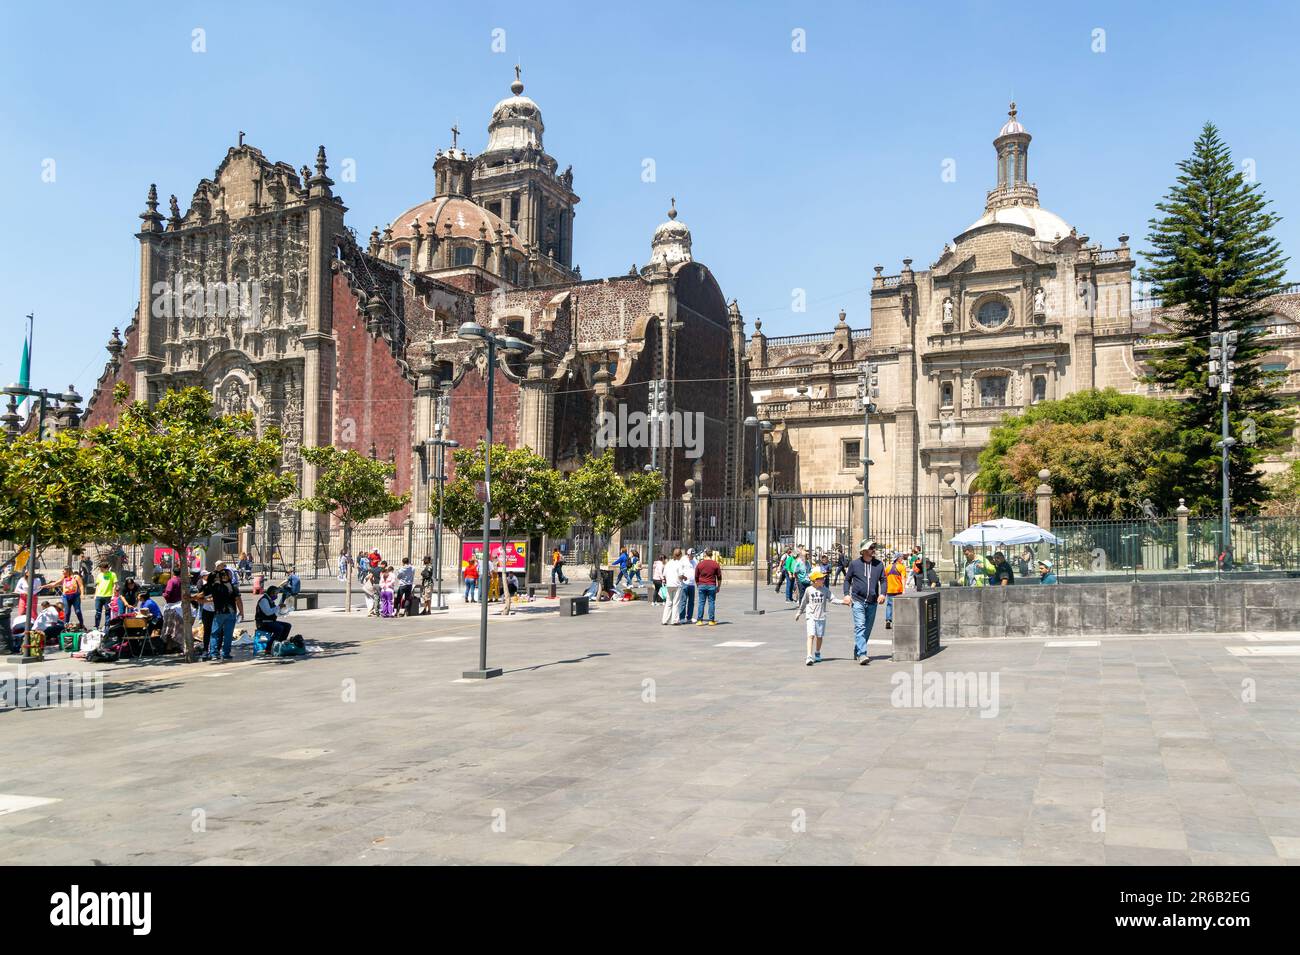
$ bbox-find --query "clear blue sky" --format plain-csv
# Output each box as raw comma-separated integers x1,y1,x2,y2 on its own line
2,0,1297,399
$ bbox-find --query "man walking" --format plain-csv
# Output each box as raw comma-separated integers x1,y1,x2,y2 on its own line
844,540,886,665
551,546,568,585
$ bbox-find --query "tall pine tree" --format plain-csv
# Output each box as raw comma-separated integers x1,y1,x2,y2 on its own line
1141,122,1291,513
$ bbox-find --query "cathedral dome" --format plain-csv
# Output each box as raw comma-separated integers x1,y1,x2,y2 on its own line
484,71,544,154
388,196,523,252
961,204,1071,243
649,199,692,269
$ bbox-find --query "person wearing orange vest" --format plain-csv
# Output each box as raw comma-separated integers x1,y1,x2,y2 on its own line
883,551,908,630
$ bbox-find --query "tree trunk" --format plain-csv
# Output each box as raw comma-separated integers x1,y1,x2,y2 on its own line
500,520,513,615
177,548,195,663
343,522,354,614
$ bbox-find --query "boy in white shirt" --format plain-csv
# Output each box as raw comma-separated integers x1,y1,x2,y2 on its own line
794,569,850,665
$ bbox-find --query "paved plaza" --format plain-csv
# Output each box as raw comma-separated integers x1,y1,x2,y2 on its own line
2,585,1299,866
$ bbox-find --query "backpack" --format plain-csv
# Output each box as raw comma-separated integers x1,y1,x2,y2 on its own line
272,635,306,657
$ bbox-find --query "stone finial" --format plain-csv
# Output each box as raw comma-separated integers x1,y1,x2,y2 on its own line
902,258,913,271
1037,468,1051,482
837,308,847,326
942,472,957,488
1176,497,1188,514
139,183,164,231
1118,234,1130,247
368,439,377,460
315,145,328,178
1,394,20,443
754,317,762,333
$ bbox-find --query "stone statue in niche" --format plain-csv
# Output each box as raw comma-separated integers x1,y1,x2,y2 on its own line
217,377,248,417
1034,287,1046,314
942,298,954,326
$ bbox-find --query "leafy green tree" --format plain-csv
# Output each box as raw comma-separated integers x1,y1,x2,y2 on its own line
297,446,409,614
996,416,1183,518
442,442,570,611
566,449,662,567
1264,461,1300,516
82,388,297,661
975,389,1184,515
0,431,110,591
1141,122,1292,512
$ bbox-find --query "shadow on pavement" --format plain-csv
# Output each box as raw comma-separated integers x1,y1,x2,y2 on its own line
505,651,611,675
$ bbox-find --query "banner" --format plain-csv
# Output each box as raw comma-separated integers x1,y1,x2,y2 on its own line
460,540,527,573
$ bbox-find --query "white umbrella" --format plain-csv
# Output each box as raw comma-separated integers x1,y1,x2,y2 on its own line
950,517,1061,547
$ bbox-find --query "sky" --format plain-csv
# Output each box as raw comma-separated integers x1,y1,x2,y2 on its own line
2,0,1298,401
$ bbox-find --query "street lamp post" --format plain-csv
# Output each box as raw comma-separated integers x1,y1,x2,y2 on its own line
1209,330,1238,571
856,363,878,541
3,382,82,663
424,433,459,613
743,416,772,616
456,322,528,679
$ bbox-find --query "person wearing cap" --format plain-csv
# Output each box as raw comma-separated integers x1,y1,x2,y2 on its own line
883,550,910,630
795,568,850,665
255,585,292,655
844,539,886,665
1037,559,1058,585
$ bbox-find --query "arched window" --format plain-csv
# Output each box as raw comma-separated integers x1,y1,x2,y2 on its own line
1032,376,1047,403
940,382,954,408
393,244,411,271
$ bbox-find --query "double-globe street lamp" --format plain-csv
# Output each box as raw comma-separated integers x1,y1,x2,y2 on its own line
743,416,772,616
423,432,459,613
456,322,529,679
3,382,82,662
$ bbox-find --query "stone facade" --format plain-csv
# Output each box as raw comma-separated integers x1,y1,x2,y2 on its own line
751,104,1300,498
80,74,752,550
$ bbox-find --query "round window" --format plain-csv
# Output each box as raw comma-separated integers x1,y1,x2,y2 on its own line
976,299,1010,329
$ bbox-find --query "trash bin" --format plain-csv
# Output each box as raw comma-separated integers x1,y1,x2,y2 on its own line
599,568,614,593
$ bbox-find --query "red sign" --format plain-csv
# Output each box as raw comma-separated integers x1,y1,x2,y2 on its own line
460,540,527,573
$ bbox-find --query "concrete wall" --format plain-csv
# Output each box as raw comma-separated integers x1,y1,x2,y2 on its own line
937,579,1300,641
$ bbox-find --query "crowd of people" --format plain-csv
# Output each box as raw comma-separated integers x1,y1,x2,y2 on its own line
6,553,306,662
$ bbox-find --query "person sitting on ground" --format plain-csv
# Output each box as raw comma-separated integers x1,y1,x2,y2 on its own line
255,586,292,656
11,600,64,652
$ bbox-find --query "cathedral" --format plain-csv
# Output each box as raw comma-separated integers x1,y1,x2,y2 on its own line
81,72,752,548
749,104,1300,510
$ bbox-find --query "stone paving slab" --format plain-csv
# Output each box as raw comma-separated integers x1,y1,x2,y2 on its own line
2,586,1298,865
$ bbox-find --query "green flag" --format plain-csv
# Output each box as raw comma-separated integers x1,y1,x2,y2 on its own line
16,334,29,408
